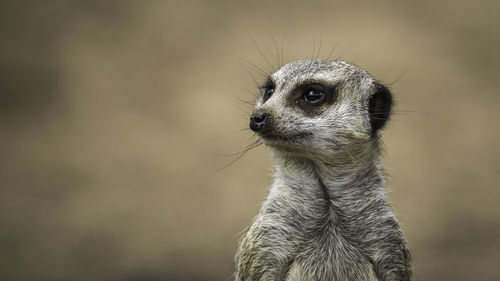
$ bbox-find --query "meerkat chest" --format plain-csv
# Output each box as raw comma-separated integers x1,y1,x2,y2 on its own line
242,189,378,281
283,230,378,281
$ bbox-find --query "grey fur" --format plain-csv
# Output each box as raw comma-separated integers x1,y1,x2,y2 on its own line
235,60,412,281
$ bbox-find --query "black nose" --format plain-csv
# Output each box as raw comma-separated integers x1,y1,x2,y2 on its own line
249,113,269,132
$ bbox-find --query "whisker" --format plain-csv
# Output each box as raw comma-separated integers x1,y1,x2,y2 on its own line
235,95,257,107
242,89,261,100
316,32,323,61
246,31,274,71
386,70,409,87
213,140,263,172
311,35,316,61
213,139,261,157
324,42,339,62
372,109,430,115
337,41,352,61
280,32,287,67
270,33,281,69
238,127,251,132
241,59,269,79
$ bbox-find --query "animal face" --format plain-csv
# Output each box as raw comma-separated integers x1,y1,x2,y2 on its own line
249,60,392,159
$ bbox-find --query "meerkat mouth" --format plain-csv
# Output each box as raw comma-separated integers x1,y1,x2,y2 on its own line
258,131,312,147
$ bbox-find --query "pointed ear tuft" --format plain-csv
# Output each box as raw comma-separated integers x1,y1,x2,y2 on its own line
368,83,393,136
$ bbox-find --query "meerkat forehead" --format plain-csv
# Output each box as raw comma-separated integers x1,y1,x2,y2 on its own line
270,60,373,91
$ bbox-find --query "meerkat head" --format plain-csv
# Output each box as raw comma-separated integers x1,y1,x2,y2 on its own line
249,60,392,162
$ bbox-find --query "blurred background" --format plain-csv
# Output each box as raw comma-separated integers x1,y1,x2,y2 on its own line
1,1,499,280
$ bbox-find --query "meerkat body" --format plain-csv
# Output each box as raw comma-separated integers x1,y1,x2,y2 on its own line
235,60,411,281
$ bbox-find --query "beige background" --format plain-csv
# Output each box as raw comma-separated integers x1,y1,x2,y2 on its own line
1,1,499,280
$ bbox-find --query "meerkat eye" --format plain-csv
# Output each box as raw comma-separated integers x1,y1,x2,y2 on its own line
294,83,336,110
303,90,326,104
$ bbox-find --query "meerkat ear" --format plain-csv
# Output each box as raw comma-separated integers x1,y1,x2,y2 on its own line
368,82,393,135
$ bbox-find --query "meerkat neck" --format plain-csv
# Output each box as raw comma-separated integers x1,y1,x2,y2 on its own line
272,148,385,195
267,152,388,227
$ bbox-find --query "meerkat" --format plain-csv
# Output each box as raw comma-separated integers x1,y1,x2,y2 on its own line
234,60,412,281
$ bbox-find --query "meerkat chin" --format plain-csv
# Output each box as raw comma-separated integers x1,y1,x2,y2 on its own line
235,60,412,281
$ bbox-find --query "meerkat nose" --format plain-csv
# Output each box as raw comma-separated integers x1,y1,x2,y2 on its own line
249,113,269,132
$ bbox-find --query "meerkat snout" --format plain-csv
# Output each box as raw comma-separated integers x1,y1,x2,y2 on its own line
249,113,270,132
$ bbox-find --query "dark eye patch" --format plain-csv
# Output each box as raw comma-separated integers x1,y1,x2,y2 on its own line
260,77,275,103
290,81,338,114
